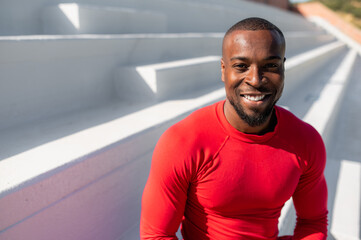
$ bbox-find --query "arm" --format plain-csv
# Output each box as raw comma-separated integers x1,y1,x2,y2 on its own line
292,131,328,240
140,128,192,239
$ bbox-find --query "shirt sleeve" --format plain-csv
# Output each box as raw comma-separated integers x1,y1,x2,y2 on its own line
140,127,193,240
292,129,328,240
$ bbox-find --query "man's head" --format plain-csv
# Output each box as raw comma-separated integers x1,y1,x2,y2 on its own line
221,17,286,133
222,18,285,53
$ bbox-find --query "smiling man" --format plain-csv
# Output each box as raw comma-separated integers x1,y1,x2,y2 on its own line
141,18,328,240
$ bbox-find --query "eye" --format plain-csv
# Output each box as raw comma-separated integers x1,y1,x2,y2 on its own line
263,63,279,71
264,63,278,68
233,63,248,71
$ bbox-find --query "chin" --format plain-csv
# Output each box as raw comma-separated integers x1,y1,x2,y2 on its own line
229,97,275,127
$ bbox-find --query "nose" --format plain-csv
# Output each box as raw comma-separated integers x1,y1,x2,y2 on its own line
245,66,263,87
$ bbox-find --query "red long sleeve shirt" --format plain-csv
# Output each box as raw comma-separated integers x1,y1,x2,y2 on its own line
141,101,328,240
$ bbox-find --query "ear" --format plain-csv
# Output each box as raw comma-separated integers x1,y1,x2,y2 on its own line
221,58,225,83
282,57,286,71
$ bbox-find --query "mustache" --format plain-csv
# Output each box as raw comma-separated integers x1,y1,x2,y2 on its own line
237,86,272,94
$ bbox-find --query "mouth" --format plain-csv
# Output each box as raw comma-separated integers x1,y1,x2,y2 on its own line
240,94,271,102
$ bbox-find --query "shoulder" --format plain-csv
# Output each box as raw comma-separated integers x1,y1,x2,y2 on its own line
276,106,326,171
152,101,227,180
162,101,223,145
154,101,227,160
276,106,322,141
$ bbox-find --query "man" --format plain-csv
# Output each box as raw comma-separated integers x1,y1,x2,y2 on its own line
140,17,328,240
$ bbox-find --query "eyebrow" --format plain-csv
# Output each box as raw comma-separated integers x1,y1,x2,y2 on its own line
265,56,282,60
230,57,248,61
230,56,282,61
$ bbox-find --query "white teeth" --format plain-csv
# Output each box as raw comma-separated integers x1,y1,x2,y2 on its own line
243,95,265,101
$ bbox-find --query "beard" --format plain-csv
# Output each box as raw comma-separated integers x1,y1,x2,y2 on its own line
228,95,276,127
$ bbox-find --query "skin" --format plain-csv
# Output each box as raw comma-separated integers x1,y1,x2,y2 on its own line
221,29,286,135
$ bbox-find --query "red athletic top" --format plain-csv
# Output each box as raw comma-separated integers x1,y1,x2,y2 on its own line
141,101,328,240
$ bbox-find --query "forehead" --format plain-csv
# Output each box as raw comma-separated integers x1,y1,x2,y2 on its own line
223,30,285,58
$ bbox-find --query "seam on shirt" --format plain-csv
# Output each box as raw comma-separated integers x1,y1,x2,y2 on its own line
196,135,230,180
213,135,230,161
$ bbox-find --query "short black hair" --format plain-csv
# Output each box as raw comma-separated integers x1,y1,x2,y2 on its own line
224,17,285,44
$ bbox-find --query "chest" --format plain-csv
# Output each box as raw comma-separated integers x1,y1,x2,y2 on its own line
189,141,302,214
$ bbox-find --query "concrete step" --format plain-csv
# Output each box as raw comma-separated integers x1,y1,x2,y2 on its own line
42,4,167,34
283,41,345,100
115,56,221,101
285,31,336,57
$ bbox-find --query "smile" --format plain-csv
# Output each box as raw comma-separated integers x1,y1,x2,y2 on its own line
242,94,267,102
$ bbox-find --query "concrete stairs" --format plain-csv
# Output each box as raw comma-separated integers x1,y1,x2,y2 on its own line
0,0,360,239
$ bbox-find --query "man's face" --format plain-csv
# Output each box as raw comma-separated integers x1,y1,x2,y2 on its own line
221,30,285,127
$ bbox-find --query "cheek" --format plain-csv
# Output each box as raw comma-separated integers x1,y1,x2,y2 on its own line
266,72,283,86
227,72,243,88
